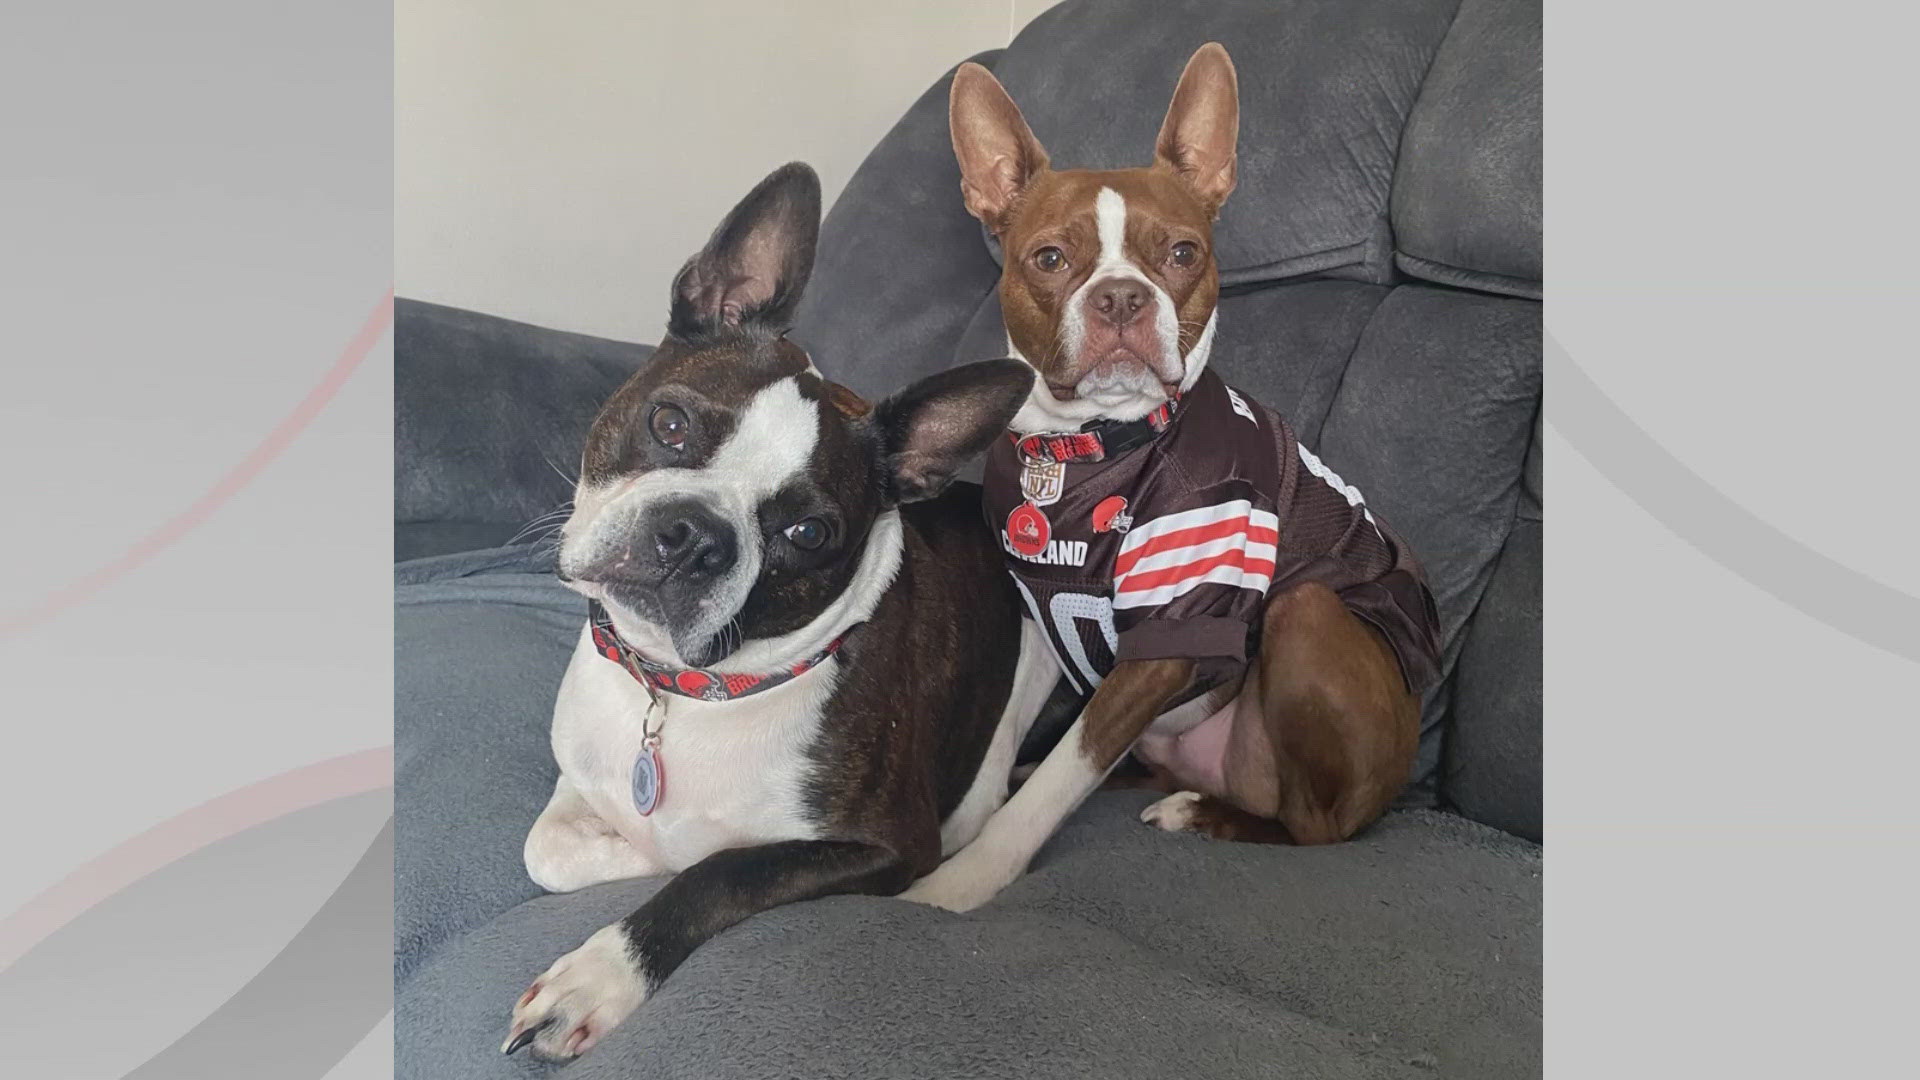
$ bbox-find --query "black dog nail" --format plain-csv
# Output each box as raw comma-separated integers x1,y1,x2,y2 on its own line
502,1022,546,1056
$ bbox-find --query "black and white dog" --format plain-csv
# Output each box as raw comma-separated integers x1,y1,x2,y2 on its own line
504,164,1059,1060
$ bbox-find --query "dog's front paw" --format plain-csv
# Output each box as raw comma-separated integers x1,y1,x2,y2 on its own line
900,860,1005,913
1140,790,1204,833
502,924,647,1061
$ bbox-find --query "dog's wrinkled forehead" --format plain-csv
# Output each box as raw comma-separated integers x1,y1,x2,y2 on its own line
582,333,826,486
1004,167,1214,276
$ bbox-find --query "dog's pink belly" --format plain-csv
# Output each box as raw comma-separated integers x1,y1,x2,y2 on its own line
1136,699,1238,794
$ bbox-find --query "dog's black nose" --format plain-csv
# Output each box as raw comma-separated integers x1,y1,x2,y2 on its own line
1088,277,1149,326
650,499,738,581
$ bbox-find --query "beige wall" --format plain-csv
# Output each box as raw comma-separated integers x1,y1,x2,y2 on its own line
399,1,1049,343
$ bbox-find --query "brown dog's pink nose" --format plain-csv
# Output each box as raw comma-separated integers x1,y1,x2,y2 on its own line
1087,277,1149,326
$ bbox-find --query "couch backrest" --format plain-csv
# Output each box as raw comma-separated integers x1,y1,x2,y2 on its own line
796,0,1542,839
394,299,653,558
1392,0,1543,298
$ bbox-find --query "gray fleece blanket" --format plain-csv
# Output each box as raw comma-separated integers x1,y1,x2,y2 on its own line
396,547,1541,1078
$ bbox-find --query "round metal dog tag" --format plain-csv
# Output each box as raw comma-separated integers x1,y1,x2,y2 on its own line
632,740,664,816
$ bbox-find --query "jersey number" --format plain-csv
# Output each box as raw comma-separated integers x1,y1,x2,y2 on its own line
1049,591,1118,694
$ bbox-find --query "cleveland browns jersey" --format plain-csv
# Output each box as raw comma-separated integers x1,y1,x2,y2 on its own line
983,368,1442,704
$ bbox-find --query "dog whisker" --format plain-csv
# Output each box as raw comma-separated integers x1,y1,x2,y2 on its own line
506,502,577,547
540,451,581,487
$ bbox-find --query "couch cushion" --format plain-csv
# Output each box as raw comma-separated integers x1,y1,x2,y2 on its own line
1313,285,1541,797
1391,0,1543,298
989,0,1461,287
792,52,1007,402
399,795,1539,1080
394,299,648,558
1521,407,1542,519
394,545,579,981
1207,281,1393,430
394,521,523,563
1445,519,1542,839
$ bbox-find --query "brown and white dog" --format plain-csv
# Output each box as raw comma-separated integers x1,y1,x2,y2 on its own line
903,44,1442,912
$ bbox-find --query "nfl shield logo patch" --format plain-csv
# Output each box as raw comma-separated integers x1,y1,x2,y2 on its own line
1020,460,1066,507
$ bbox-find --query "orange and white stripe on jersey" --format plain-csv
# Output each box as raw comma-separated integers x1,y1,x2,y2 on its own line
1111,499,1280,610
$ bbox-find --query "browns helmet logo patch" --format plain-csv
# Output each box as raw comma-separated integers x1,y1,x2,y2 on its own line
1092,495,1132,534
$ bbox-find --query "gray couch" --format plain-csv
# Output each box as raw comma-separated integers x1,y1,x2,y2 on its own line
395,0,1541,1075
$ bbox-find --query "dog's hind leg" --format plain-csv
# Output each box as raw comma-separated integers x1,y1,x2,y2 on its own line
1140,791,1293,843
1252,581,1419,845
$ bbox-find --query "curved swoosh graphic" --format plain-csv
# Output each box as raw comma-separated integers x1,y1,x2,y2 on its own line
0,746,392,972
119,817,393,1080
0,290,394,639
1549,334,1919,664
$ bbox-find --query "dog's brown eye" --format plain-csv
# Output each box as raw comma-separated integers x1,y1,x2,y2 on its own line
1032,246,1066,273
649,404,689,450
1170,241,1198,267
783,517,828,550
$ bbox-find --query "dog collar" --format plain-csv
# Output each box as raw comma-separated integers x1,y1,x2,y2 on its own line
587,600,857,702
1011,394,1180,466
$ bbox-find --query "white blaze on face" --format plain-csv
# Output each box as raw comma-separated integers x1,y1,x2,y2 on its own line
1093,186,1130,262
559,376,822,665
709,377,821,493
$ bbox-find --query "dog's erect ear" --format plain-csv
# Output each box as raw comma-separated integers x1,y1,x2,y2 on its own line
822,380,872,420
1155,43,1239,214
669,162,820,338
949,63,1049,233
869,359,1034,504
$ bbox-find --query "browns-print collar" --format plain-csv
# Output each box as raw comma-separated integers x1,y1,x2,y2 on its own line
587,600,856,702
1010,394,1180,466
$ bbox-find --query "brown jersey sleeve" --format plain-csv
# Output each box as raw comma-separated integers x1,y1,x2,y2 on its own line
1108,469,1275,669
